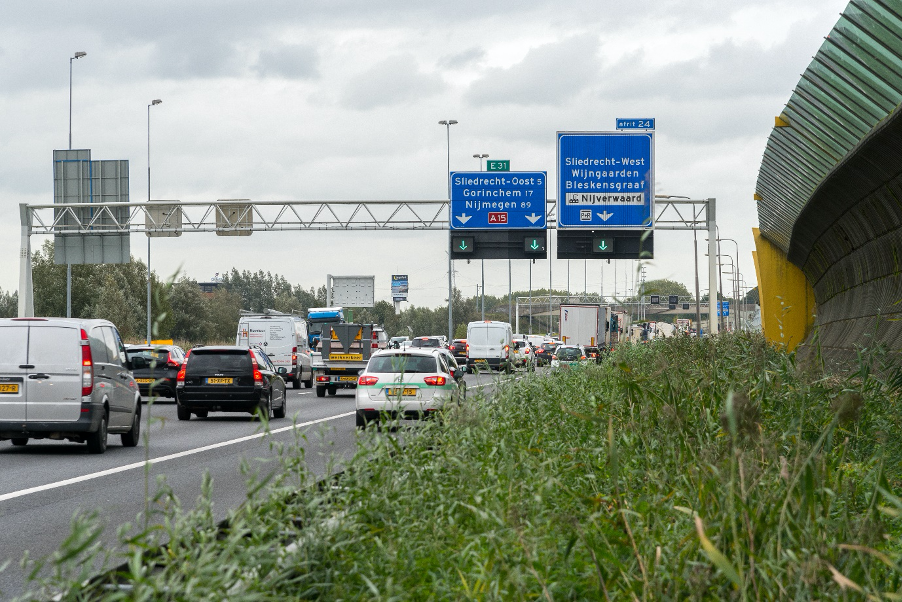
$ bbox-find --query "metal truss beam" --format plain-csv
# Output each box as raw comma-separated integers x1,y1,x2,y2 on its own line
24,199,560,235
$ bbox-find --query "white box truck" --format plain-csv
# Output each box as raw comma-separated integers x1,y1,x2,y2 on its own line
559,304,611,348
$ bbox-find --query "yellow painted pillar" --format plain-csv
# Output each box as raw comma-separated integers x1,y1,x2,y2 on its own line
752,228,815,351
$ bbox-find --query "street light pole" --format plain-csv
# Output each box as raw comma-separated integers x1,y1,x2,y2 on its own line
473,153,488,171
67,51,86,319
719,237,740,331
147,99,162,344
439,119,458,341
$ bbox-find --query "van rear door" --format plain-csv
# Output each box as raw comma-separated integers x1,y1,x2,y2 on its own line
251,319,294,372
26,323,82,422
0,323,29,421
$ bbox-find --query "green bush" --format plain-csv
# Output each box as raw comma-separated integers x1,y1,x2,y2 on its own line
22,333,902,600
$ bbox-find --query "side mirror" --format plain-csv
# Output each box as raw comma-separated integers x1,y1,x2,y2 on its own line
277,367,288,375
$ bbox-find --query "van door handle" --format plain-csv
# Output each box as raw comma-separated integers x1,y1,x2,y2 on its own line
19,364,34,369
28,373,50,380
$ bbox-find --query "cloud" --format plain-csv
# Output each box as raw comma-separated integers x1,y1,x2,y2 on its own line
253,44,319,79
340,54,446,110
438,47,486,69
465,34,601,107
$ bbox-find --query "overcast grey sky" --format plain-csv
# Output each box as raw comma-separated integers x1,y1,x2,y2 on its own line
0,0,849,307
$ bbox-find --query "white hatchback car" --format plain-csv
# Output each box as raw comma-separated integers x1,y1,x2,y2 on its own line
355,349,464,429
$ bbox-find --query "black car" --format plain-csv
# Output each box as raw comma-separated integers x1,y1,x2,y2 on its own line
125,344,186,400
534,342,558,366
175,346,288,421
449,339,468,365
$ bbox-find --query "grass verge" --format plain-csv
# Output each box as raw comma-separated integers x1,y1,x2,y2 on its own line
18,332,902,600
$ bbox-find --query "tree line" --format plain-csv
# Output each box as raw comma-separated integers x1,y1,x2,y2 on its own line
0,242,756,344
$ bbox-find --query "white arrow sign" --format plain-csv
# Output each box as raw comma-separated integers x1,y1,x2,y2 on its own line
525,213,542,224
456,214,472,225
597,211,614,221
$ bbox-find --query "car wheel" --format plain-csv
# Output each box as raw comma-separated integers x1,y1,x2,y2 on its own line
273,394,287,419
176,404,191,421
327,386,337,396
86,410,108,454
356,411,367,430
10,438,28,446
315,385,326,398
121,405,141,448
292,378,301,390
304,371,313,388
257,393,272,420
194,410,209,418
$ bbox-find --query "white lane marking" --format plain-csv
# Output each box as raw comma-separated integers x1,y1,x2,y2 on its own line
0,412,355,503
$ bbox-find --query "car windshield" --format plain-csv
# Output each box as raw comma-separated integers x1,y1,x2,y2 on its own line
557,347,582,361
410,338,440,348
367,354,437,373
542,343,557,351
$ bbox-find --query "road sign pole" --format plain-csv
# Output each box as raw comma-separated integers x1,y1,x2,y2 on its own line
707,199,719,335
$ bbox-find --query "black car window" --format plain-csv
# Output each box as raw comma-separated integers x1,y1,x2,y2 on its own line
126,348,169,366
410,338,440,348
189,351,252,374
367,354,437,374
253,349,275,372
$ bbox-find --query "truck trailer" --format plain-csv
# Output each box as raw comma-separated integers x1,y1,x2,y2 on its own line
559,304,611,349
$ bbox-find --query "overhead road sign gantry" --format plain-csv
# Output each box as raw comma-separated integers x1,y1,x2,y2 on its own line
450,171,546,230
557,131,654,229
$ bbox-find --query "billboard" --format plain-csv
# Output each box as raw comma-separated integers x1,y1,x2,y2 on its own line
392,274,409,301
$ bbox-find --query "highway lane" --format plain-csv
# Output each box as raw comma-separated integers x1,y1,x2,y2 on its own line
0,369,505,599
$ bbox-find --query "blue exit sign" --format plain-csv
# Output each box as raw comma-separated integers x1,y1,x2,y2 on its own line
616,118,655,130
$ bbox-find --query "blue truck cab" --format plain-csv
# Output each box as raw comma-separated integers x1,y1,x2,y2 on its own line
306,307,345,350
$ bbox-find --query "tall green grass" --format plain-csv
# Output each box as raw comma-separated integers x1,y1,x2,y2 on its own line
18,333,902,600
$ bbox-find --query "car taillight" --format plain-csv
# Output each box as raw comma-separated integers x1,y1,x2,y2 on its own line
552,355,557,360
80,328,93,396
166,352,180,368
581,356,587,360
316,375,330,383
465,344,469,357
423,375,446,386
176,364,186,386
503,344,509,358
358,375,379,386
524,347,530,354
292,346,298,366
249,352,264,385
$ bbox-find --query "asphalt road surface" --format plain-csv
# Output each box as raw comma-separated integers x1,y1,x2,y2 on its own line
0,369,508,599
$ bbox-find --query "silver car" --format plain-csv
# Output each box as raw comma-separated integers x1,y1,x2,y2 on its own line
0,318,142,453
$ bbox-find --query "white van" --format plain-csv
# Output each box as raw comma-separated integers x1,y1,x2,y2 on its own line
0,317,142,453
236,313,312,389
466,320,513,373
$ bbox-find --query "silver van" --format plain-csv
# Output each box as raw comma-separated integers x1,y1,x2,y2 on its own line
0,318,142,453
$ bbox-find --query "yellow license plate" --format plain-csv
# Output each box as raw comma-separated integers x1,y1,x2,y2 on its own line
0,383,19,394
135,378,154,384
206,377,233,385
339,376,358,381
330,353,363,361
385,387,417,396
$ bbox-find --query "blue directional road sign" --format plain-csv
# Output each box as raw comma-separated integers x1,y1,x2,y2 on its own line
450,171,546,230
557,132,654,229
717,301,730,317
